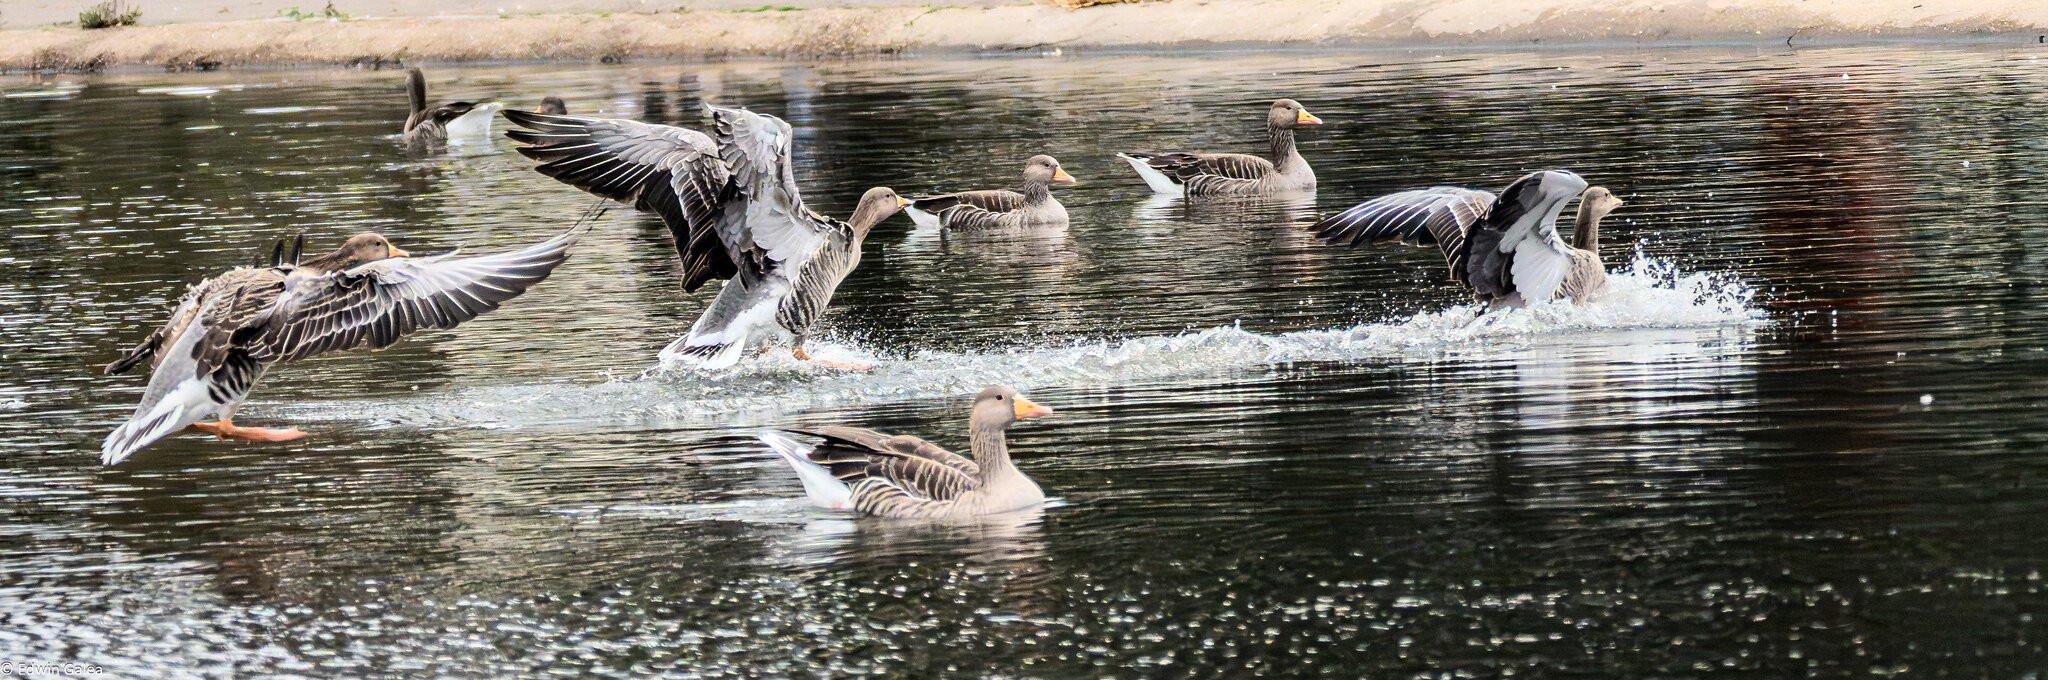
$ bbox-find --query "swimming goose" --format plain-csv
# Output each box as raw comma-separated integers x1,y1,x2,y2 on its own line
1118,99,1322,196
905,155,1075,230
98,229,581,465
505,106,909,370
759,385,1055,519
1310,170,1624,306
402,67,503,146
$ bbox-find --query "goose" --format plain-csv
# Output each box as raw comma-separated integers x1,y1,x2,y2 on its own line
1118,99,1322,197
402,67,503,146
1309,170,1624,307
759,385,1055,519
536,96,567,115
905,155,1075,230
505,106,909,370
98,229,582,465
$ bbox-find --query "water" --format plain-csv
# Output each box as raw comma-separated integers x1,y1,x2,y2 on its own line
3,46,2046,675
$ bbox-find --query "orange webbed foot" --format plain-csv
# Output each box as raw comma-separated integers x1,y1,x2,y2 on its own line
188,420,307,443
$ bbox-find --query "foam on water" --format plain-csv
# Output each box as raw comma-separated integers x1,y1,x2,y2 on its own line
291,253,1760,431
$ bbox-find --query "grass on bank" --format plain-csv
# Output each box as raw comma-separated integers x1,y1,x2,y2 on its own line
79,0,140,29
280,2,353,21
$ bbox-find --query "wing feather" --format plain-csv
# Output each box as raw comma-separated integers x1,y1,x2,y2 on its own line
1311,187,1496,282
708,105,833,267
1462,170,1588,304
251,229,580,362
506,110,740,292
792,425,981,501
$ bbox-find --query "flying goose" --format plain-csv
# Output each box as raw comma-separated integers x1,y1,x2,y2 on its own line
759,385,1055,519
504,106,909,370
1118,99,1322,197
402,67,503,147
99,230,581,465
905,155,1075,230
1310,170,1624,307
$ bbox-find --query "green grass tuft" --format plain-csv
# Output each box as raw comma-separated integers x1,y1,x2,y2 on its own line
78,0,141,29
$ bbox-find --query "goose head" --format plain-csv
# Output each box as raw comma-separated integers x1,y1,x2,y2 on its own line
1269,99,1323,129
850,187,913,235
1579,186,1624,221
537,96,567,115
969,385,1054,432
1024,155,1076,185
301,232,409,271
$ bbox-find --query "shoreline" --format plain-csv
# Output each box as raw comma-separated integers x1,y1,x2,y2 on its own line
4,0,2046,71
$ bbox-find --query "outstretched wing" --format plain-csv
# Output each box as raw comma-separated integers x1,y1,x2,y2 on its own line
1462,170,1587,304
1310,187,1496,283
708,105,840,267
506,110,740,292
250,229,580,362
793,425,981,502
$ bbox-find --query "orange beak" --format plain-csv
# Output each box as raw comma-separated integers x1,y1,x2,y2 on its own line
388,246,411,258
1296,110,1323,125
896,196,914,208
1051,167,1077,184
1012,395,1054,420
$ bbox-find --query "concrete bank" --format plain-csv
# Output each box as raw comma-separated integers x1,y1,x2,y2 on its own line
3,0,2046,70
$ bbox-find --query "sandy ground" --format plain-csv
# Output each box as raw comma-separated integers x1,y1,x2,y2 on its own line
3,0,2046,70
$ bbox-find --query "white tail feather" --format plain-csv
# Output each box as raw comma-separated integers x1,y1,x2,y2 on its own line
759,431,853,511
100,380,212,465
660,332,750,370
446,102,505,141
1118,153,1185,196
904,206,941,228
699,339,749,370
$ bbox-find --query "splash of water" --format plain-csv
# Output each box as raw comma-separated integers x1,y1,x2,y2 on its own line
297,253,1760,430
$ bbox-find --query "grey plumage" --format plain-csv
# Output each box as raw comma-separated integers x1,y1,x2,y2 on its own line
762,386,1055,519
506,106,907,367
1310,170,1624,307
99,230,581,464
402,67,488,147
1119,99,1321,197
908,155,1073,230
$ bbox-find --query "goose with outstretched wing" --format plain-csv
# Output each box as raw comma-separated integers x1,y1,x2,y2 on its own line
504,105,909,370
759,385,1055,519
99,230,581,465
905,155,1075,230
1310,170,1624,307
1118,99,1322,197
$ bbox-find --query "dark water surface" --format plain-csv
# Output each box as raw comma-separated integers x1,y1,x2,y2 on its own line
3,46,2047,675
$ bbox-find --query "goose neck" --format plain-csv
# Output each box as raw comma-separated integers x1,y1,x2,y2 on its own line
1268,124,1299,167
969,423,1015,481
1573,202,1603,252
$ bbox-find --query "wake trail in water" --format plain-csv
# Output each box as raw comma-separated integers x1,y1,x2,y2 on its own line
294,254,1761,431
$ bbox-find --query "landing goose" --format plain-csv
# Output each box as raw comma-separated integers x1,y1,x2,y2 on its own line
906,155,1075,230
1310,170,1624,306
99,230,581,465
505,106,909,370
402,67,503,146
759,385,1054,519
1118,99,1321,196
